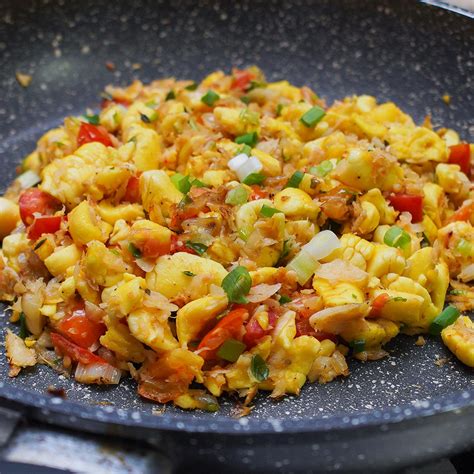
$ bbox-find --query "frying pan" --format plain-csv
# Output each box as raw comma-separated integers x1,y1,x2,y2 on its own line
0,0,472,472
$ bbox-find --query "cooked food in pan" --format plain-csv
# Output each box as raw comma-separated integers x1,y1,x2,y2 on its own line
1,67,472,411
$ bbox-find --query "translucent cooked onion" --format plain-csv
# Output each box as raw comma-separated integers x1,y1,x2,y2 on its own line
75,362,121,385
17,170,41,188
247,283,281,303
135,258,155,273
143,290,179,312
314,259,369,284
459,263,474,282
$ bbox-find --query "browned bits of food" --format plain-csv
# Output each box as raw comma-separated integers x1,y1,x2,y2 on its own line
0,66,472,412
15,72,32,87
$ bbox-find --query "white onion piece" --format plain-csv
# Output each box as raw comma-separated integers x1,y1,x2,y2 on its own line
247,283,281,303
459,263,474,282
302,230,341,260
17,170,41,188
143,290,178,312
75,362,121,385
135,258,155,273
314,259,369,284
228,153,248,171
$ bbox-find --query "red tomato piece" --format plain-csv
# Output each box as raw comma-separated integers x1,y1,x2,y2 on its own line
447,201,474,223
197,308,248,360
170,235,197,255
231,69,255,91
243,308,278,348
28,215,62,240
369,293,391,318
51,333,106,365
123,176,141,203
19,188,61,225
448,143,471,176
249,185,268,201
388,194,423,223
140,237,171,259
101,97,131,109
77,122,113,147
58,305,106,349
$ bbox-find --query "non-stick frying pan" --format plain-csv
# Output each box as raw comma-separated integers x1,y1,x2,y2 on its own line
0,0,472,472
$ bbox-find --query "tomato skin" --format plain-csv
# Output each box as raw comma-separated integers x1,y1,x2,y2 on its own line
231,69,255,91
101,98,131,109
77,122,113,147
123,176,141,203
388,194,423,223
243,308,278,348
249,185,268,201
58,305,106,349
28,215,62,240
448,143,471,176
197,308,248,360
369,293,391,318
51,333,106,365
19,188,61,225
170,235,197,255
448,201,474,223
140,238,171,259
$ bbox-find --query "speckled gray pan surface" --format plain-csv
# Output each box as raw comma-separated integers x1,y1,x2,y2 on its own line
0,0,472,439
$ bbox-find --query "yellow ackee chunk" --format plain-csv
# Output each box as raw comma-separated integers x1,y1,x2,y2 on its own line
328,233,375,270
423,183,446,227
235,199,273,237
68,201,111,246
214,107,257,136
97,201,144,225
355,201,380,234
140,170,183,224
127,307,179,353
251,149,281,177
441,316,474,367
273,188,318,219
147,252,228,299
44,244,81,277
207,239,238,265
435,163,470,198
366,244,405,278
387,126,447,163
422,215,438,245
2,233,29,260
249,267,279,285
340,318,399,349
102,275,146,317
100,103,125,132
267,80,302,101
0,198,20,240
129,219,173,254
100,315,146,363
176,295,228,346
360,189,397,225
313,278,365,306
130,127,163,171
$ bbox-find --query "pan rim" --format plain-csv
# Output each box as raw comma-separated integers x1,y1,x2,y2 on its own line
0,383,472,435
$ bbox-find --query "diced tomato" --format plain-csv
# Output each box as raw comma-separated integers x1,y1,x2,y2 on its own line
243,308,278,348
140,237,171,259
170,235,197,255
388,194,423,223
197,308,248,360
447,201,474,223
19,188,61,225
100,97,131,109
369,293,391,318
295,317,337,342
231,69,255,91
77,122,113,147
448,143,471,176
28,215,62,240
249,185,268,201
51,333,106,365
57,304,106,349
123,176,141,203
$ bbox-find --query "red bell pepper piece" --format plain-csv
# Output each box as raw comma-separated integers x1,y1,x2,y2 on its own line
448,143,471,176
388,194,423,223
28,215,62,240
77,122,113,147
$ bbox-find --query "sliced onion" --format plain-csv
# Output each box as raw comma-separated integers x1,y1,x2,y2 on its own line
84,301,106,323
135,258,155,273
228,153,263,182
247,283,281,303
75,362,121,385
302,230,341,260
314,259,369,284
143,290,178,312
17,170,41,188
459,263,474,282
228,153,248,171
5,330,37,368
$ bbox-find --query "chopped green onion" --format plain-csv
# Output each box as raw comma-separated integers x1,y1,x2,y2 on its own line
392,296,407,302
260,205,283,218
185,241,208,256
238,229,249,241
242,173,265,185
286,251,319,285
429,306,461,335
100,91,113,101
276,103,283,116
225,186,249,206
221,266,252,304
34,238,46,250
309,160,334,177
189,118,199,130
84,114,99,125
238,144,252,156
279,294,292,305
240,95,250,105
191,178,207,188
183,271,196,277
145,100,157,108
185,82,198,91
349,339,366,353
235,131,258,147
19,312,29,339
17,170,41,188
178,194,193,209
449,289,465,296
217,339,246,362
285,170,304,189
247,80,266,91
300,106,326,128
201,90,220,106
250,354,269,382
276,239,292,266
171,173,192,194
384,226,411,250
165,90,176,101
128,243,142,258
239,108,259,125
456,238,472,257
